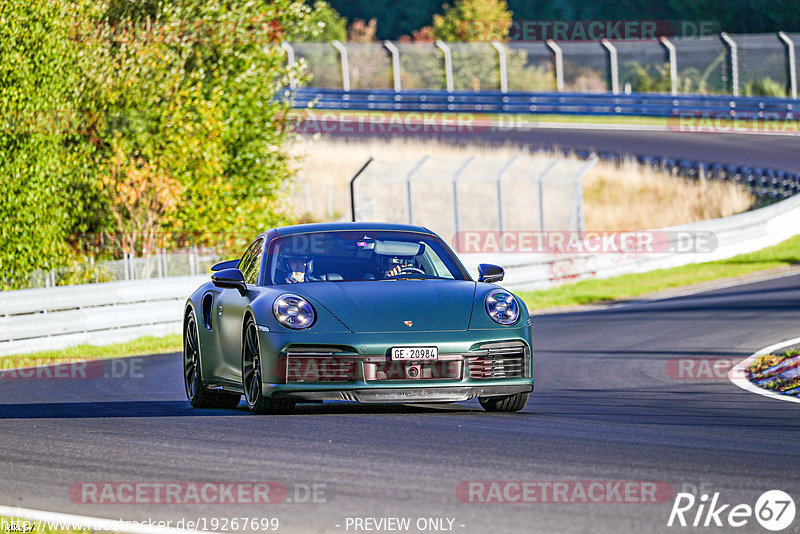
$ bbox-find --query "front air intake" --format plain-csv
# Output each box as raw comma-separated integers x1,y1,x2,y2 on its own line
467,342,529,379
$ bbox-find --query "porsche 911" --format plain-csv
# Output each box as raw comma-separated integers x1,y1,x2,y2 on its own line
183,222,533,414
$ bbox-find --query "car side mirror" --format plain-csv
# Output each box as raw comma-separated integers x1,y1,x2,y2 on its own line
210,259,239,272
211,268,248,296
478,264,504,283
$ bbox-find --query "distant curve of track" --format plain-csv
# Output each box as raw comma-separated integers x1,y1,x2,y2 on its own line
326,126,800,172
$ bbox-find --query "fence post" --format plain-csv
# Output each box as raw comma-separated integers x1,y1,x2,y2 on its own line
349,157,374,221
331,40,350,91
326,186,334,220
495,156,517,233
572,156,598,233
778,32,797,99
384,40,402,92
451,157,475,235
546,40,564,92
659,36,678,96
435,40,454,92
405,156,430,224
491,41,508,93
157,248,165,279
281,42,297,90
601,39,619,95
189,248,197,277
537,160,559,231
720,32,739,96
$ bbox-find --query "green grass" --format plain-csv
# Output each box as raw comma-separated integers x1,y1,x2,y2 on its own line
297,109,798,129
520,234,800,311
0,334,181,370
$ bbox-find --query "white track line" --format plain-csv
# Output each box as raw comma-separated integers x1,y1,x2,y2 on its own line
0,505,219,534
728,337,800,404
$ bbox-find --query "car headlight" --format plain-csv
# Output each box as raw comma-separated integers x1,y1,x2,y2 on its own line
273,294,316,330
485,289,520,326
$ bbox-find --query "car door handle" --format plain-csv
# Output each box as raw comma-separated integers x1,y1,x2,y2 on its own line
218,305,223,315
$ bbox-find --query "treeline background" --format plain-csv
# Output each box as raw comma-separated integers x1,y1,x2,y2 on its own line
327,0,800,41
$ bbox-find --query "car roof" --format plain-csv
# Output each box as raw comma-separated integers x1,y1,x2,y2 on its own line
272,222,434,237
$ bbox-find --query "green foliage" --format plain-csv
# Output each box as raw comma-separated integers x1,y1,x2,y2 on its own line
288,1,347,42
433,0,512,42
1,0,314,289
0,1,92,289
743,77,787,97
620,62,672,93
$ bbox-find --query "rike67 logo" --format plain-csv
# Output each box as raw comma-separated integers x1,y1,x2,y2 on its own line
668,490,795,531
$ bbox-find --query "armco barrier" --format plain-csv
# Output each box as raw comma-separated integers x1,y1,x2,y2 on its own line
0,276,205,356
290,88,799,120
461,192,800,291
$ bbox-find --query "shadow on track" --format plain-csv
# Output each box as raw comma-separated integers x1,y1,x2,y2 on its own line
0,400,481,419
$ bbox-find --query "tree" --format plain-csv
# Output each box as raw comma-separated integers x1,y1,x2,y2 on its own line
433,0,513,42
85,0,314,251
0,0,95,288
348,18,378,43
288,1,347,41
1,0,316,288
99,147,183,257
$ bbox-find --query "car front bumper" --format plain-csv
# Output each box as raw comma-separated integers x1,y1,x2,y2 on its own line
257,327,534,403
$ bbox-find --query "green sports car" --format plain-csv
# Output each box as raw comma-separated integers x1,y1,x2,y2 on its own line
183,222,533,414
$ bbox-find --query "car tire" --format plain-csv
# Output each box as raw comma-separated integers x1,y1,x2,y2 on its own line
184,310,242,409
478,392,530,412
242,317,296,415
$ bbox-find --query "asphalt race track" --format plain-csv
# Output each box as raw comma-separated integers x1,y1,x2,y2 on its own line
1,273,799,533
328,126,800,172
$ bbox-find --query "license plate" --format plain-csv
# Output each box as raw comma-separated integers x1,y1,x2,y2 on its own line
390,346,439,360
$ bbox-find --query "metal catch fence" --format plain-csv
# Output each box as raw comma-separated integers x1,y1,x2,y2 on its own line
286,33,800,98
350,155,597,243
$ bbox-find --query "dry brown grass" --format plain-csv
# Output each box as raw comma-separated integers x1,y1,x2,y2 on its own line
582,158,754,230
289,137,754,230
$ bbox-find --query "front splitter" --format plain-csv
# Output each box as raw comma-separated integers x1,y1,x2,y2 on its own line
273,385,533,403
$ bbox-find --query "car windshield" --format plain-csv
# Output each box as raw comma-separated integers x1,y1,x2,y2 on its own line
267,230,469,284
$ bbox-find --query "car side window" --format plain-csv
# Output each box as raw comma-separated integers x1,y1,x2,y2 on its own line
239,238,264,286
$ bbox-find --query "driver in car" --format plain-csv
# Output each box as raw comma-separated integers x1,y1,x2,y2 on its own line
384,257,422,278
281,255,314,283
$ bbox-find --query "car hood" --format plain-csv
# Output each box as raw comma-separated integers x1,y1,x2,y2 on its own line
295,280,477,333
